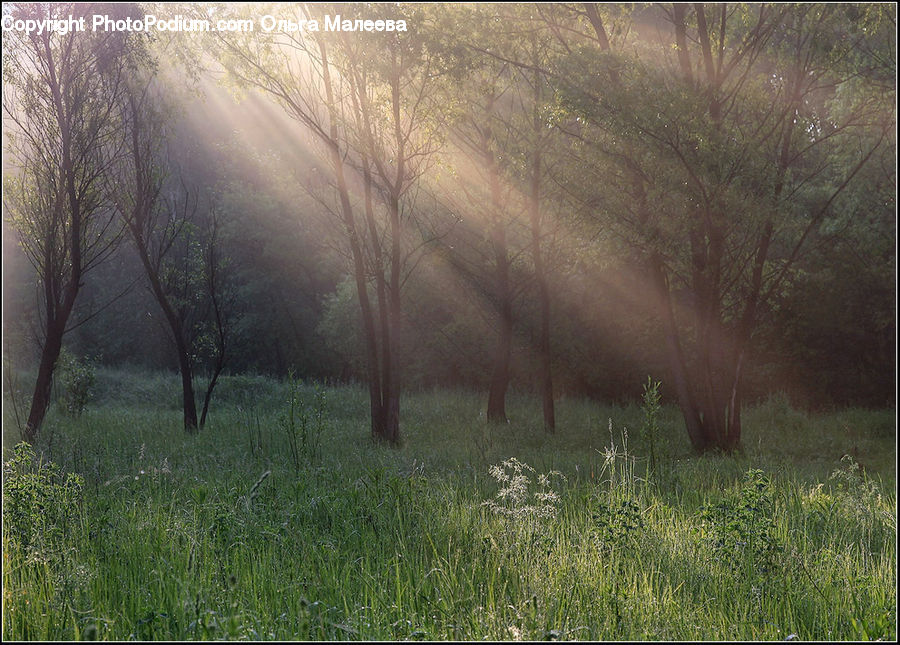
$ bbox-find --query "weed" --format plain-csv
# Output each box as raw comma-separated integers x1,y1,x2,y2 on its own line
699,468,783,578
597,419,640,499
826,454,893,545
281,373,326,471
828,454,882,517
593,419,646,553
2,442,84,553
482,457,566,521
592,498,645,552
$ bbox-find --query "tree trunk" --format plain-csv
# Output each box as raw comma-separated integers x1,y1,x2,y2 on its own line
486,154,512,424
23,317,66,443
535,234,554,433
176,341,198,432
199,353,224,429
360,153,393,443
529,73,554,432
129,224,199,432
385,189,403,444
319,41,386,440
335,145,385,440
649,254,708,451
487,225,513,424
23,40,85,442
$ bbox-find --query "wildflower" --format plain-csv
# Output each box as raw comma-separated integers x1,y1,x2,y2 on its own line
483,458,565,520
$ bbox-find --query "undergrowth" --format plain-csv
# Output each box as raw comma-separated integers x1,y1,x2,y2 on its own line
1,370,896,641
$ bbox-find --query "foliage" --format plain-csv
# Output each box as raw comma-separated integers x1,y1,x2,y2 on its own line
1,372,896,641
316,277,368,380
591,497,644,553
699,469,783,578
56,349,96,417
2,442,84,553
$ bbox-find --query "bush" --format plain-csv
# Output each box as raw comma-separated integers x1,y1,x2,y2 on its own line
699,468,783,578
2,442,84,553
592,497,644,552
57,349,96,416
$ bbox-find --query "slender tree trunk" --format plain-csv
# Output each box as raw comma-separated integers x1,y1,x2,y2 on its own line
151,285,198,432
24,49,84,441
335,144,385,440
486,150,512,424
131,283,199,433
530,69,554,432
533,198,554,433
319,41,386,440
176,341,198,431
23,317,67,443
386,191,402,443
383,55,405,445
649,254,707,451
673,3,694,86
360,154,393,442
385,48,407,445
128,223,199,432
351,60,403,446
199,337,225,428
487,261,513,425
199,218,229,430
199,368,221,429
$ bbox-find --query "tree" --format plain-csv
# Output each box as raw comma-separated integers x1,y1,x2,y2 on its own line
111,69,237,431
553,3,894,450
2,2,134,440
440,4,570,430
197,3,445,444
441,5,525,425
337,9,447,442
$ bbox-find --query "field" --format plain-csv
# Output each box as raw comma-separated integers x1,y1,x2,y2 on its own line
2,369,896,641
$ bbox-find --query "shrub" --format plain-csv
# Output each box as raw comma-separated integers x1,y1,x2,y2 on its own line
2,442,84,553
592,497,645,552
699,468,782,577
57,348,96,416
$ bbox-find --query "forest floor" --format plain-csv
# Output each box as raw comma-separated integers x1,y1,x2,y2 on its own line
2,368,896,641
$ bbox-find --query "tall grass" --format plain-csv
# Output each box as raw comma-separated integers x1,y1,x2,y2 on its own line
2,369,896,640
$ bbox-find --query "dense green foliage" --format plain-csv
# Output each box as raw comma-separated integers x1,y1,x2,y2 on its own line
2,371,895,640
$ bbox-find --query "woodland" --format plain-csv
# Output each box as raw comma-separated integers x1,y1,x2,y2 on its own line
1,3,896,641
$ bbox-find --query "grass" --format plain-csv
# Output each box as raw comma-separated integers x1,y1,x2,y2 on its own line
2,367,897,640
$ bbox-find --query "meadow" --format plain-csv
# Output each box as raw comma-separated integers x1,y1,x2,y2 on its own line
2,368,896,641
